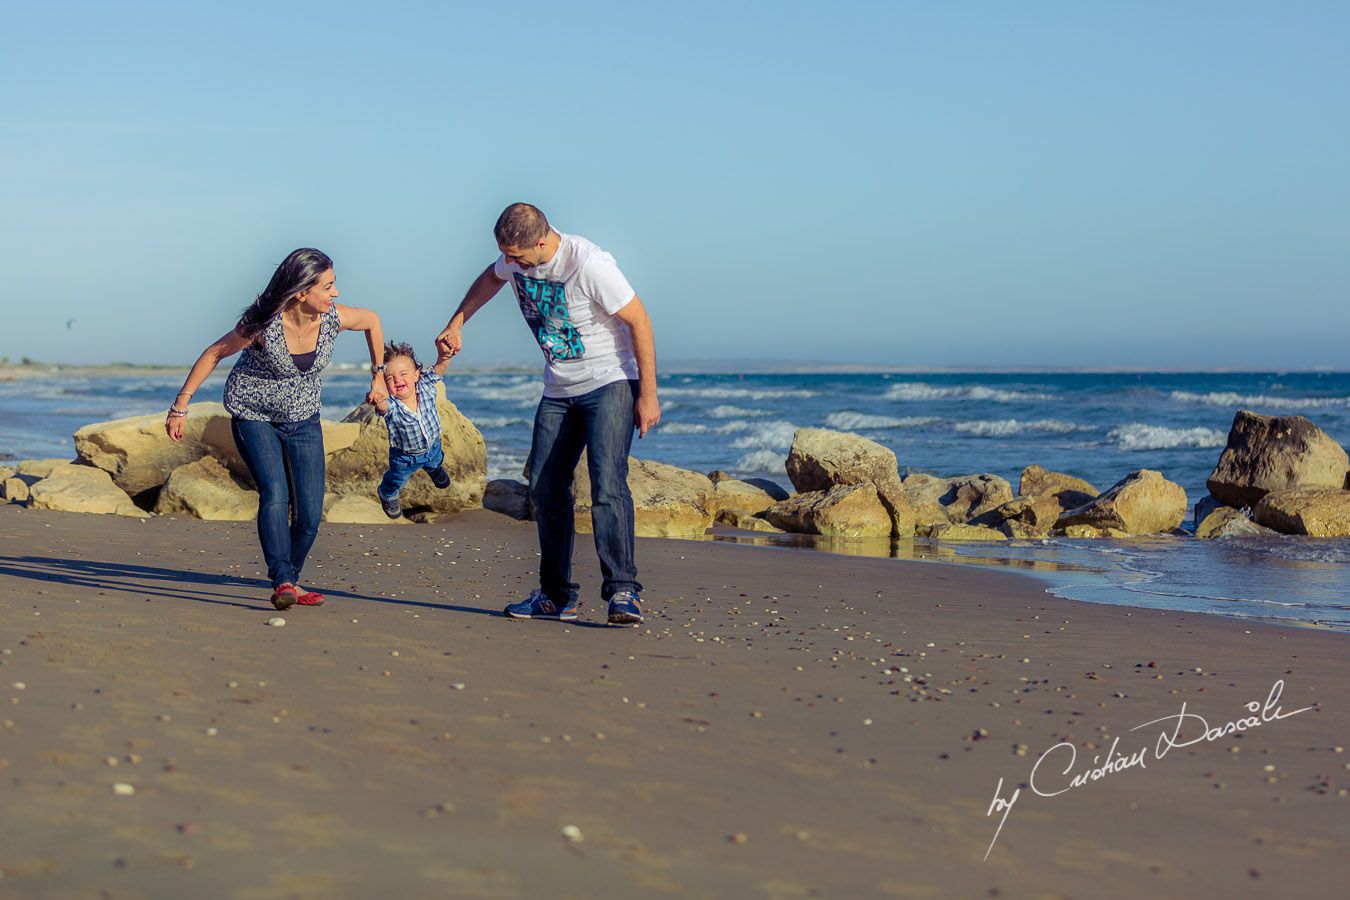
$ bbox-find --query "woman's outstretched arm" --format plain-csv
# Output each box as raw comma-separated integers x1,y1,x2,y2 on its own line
166,329,251,442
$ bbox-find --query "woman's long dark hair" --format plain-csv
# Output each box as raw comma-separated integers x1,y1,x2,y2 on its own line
235,248,334,341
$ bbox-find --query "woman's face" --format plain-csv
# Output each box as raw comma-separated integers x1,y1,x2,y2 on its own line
295,268,339,313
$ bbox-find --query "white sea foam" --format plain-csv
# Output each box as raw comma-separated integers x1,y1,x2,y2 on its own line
660,386,817,400
734,449,787,474
468,380,543,406
472,416,530,429
1108,423,1227,451
1170,390,1350,410
658,423,712,434
884,382,1053,403
708,404,773,418
824,412,941,430
953,418,1088,437
486,452,528,480
714,420,754,434
730,421,799,450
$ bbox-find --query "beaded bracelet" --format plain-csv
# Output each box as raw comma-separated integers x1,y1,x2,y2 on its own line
167,406,188,418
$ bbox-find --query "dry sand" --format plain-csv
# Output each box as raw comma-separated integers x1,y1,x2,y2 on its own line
0,503,1346,898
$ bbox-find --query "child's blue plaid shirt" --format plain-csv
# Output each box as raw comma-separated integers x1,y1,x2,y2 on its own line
384,368,443,454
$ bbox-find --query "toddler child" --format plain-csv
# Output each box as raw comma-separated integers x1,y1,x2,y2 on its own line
371,340,454,518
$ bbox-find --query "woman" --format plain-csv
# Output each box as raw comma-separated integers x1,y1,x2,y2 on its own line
166,248,387,610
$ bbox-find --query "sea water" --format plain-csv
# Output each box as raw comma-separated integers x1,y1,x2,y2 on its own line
3,369,1347,630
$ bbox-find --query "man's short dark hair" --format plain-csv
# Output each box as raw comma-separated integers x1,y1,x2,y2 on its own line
494,203,551,248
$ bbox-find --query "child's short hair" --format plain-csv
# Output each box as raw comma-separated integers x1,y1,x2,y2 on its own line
383,341,420,369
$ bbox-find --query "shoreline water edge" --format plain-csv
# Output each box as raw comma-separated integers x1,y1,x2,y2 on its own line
3,367,1349,632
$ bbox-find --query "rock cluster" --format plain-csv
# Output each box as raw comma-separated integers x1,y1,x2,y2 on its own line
12,402,1350,544
7,385,486,525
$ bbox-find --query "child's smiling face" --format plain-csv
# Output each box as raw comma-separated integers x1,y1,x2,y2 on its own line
383,356,420,401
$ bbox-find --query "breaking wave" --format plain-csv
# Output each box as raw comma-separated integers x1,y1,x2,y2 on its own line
1108,423,1227,451
884,382,1054,403
1170,390,1350,410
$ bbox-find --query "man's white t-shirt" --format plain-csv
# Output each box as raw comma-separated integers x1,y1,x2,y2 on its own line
494,232,639,398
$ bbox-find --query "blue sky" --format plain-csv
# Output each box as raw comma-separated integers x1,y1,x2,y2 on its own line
2,1,1347,369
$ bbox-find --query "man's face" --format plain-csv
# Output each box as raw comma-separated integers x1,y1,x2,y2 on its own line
499,238,551,269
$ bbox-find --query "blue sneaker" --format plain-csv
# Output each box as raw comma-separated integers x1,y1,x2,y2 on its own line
504,588,578,621
607,591,643,627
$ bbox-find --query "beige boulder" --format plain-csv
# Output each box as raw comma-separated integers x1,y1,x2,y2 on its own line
715,509,785,532
323,493,408,525
573,455,715,538
1060,524,1130,539
1058,470,1186,535
3,477,30,503
1252,488,1350,537
761,483,892,538
28,465,148,517
0,464,14,482
712,478,779,518
154,456,258,521
784,428,914,536
17,458,83,478
1196,507,1272,540
1019,464,1099,499
1207,411,1349,508
929,523,1008,542
902,473,1013,525
325,385,486,514
976,493,1066,538
74,403,237,497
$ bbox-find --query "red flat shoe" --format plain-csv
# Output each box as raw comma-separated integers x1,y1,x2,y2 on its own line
271,583,298,610
295,588,325,607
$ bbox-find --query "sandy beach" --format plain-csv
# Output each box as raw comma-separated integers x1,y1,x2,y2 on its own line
1,503,1346,898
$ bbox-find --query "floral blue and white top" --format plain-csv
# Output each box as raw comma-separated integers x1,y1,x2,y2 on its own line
223,303,340,422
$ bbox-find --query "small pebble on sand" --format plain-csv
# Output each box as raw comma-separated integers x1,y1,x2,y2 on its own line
561,825,584,843
267,617,286,627
112,782,135,796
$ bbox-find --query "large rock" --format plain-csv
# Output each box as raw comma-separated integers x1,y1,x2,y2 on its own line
715,509,785,532
74,402,237,498
761,483,892,538
1019,464,1099,499
483,479,531,520
902,473,1014,526
572,455,715,538
1058,470,1186,535
17,458,82,478
1196,507,1272,540
975,493,1066,538
1193,494,1224,530
323,493,408,525
1252,488,1350,537
784,428,915,536
928,523,1008,542
154,456,258,521
28,465,148,517
326,384,486,514
712,478,779,518
1207,411,1349,508
3,477,30,503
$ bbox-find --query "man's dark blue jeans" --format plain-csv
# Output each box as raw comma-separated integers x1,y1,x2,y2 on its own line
528,379,642,606
231,413,325,590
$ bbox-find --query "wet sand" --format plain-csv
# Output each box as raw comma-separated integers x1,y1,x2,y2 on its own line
0,504,1346,898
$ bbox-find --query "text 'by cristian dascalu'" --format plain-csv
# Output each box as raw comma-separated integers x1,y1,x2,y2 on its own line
983,679,1314,860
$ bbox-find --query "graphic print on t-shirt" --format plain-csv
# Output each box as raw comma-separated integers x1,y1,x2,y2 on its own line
512,273,586,361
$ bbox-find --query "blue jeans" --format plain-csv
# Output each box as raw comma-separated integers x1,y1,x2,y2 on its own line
529,379,642,604
378,442,445,501
231,414,326,589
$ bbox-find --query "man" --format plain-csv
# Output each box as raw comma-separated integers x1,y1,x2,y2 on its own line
436,203,660,626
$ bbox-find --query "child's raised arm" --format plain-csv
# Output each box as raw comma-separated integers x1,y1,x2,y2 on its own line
432,346,454,377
